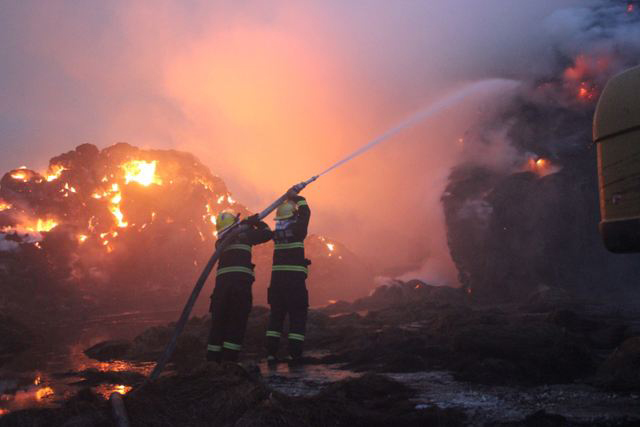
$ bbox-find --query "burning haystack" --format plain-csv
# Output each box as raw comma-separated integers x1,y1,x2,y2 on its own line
0,143,372,321
444,0,640,299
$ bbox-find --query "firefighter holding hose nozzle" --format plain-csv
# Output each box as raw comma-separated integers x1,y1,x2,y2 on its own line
266,184,311,364
207,211,272,363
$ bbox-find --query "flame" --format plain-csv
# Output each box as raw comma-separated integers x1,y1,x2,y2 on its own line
109,184,128,228
25,218,59,232
526,157,559,178
563,55,610,102
227,195,235,204
113,385,132,395
326,243,335,252
10,171,28,182
0,409,9,416
34,375,41,385
0,201,11,211
35,386,54,400
46,165,66,182
122,160,162,186
577,82,597,101
78,234,88,243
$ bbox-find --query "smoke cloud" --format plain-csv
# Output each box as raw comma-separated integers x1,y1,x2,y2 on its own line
0,0,598,287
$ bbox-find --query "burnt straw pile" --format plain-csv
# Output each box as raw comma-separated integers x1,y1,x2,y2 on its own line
0,142,372,323
444,0,640,299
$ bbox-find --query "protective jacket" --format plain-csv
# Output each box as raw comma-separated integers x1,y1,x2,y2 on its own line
266,196,311,359
208,220,272,362
216,220,272,279
271,195,311,278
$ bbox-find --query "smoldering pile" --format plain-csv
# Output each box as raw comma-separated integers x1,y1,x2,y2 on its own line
444,0,640,299
0,143,372,324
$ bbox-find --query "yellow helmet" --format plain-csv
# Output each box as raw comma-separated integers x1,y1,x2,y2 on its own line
216,211,237,234
275,200,297,220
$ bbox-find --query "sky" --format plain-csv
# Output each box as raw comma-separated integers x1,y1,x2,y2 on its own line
0,0,585,283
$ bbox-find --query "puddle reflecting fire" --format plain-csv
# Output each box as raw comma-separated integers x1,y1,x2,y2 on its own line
95,384,133,399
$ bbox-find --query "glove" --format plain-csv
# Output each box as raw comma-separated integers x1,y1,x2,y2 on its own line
242,213,260,226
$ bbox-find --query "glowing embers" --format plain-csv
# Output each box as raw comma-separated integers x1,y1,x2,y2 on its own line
46,164,66,182
525,156,560,178
34,387,54,400
122,160,162,187
577,82,597,101
108,184,128,228
10,170,29,182
562,54,610,103
0,200,11,211
8,218,60,233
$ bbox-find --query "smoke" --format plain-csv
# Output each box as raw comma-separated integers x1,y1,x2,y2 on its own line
0,0,614,290
442,1,640,297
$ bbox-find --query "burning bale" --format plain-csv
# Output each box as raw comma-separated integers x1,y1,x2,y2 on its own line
444,1,640,300
0,143,373,325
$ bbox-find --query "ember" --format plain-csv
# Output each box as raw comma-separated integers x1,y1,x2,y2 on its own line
34,387,53,400
525,157,559,178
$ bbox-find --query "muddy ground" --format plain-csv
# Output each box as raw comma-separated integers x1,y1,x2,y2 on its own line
3,281,640,426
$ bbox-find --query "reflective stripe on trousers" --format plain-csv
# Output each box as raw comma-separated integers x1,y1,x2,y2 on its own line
288,333,305,341
217,266,255,276
223,341,242,351
272,265,308,274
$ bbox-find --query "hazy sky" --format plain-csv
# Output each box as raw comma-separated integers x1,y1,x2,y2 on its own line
0,0,584,282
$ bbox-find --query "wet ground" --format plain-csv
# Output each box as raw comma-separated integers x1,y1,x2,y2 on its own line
0,310,173,414
3,309,640,425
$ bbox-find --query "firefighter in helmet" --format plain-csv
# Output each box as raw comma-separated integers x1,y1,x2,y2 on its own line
265,185,311,363
207,210,272,362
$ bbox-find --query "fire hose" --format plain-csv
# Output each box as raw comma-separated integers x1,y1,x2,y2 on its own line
146,175,317,381
145,80,496,382
146,122,408,382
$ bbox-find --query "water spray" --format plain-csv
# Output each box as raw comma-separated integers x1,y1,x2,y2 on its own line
147,79,513,381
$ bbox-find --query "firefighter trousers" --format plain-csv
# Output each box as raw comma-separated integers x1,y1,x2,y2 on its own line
207,275,253,362
266,276,309,358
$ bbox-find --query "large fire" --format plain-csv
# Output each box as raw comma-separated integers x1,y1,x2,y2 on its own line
0,143,240,254
0,143,372,311
122,160,162,187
